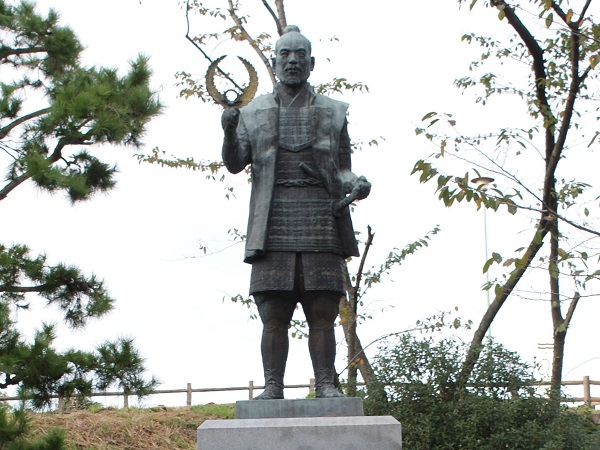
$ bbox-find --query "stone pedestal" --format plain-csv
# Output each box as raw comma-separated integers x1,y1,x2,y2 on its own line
235,397,363,419
197,398,402,449
197,415,401,450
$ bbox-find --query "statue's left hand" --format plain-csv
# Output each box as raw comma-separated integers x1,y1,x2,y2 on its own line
333,176,371,216
354,176,371,200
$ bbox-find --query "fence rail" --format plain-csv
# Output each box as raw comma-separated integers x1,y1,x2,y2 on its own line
1,376,598,411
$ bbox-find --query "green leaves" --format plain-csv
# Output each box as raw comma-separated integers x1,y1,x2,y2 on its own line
483,252,503,274
363,226,441,292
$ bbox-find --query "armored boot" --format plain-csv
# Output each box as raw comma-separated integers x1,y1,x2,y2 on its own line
309,323,346,398
255,368,285,400
254,320,289,400
314,368,345,398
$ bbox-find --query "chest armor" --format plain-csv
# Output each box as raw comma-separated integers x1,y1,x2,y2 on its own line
278,107,316,152
265,106,342,254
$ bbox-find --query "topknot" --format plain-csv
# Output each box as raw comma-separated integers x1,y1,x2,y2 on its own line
282,25,301,34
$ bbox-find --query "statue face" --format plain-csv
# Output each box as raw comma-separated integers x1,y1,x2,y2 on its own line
273,33,314,87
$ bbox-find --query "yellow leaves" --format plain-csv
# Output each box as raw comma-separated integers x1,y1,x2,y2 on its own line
566,9,574,24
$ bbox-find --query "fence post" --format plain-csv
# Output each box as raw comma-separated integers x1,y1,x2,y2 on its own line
187,383,192,406
309,378,315,396
249,381,254,400
583,376,591,407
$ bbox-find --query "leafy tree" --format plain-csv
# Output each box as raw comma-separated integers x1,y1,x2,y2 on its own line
412,0,600,395
0,0,160,444
369,334,600,449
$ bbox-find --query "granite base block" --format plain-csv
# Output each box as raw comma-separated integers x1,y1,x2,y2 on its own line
235,397,364,419
197,416,402,450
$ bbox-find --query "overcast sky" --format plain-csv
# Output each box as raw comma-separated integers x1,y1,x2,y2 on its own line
2,0,599,407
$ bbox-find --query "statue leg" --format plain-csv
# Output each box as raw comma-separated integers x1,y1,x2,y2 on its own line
254,291,296,400
302,291,345,398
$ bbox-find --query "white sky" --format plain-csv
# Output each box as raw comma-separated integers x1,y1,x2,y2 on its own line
2,0,599,407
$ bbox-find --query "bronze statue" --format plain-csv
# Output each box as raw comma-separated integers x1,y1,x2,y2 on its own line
221,25,371,399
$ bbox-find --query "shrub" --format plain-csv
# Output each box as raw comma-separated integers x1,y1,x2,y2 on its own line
365,334,600,450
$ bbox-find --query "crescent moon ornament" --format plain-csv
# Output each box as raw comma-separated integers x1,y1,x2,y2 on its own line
205,56,258,108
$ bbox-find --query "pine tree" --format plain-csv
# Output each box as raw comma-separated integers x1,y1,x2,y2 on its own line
0,1,160,445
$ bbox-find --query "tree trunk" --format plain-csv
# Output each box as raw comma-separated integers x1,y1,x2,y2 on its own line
459,224,548,389
339,295,384,399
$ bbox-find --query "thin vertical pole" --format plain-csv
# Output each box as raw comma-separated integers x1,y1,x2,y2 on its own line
583,376,591,407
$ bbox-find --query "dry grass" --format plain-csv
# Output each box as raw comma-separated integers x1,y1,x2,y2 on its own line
27,405,234,450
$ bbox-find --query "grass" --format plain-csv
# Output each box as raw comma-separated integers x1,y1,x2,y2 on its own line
27,404,234,450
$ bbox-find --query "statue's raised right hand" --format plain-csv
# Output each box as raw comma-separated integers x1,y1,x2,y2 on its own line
221,108,240,134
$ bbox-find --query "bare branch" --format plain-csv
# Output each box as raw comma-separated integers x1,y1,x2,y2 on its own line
543,24,583,207
562,292,580,330
261,0,283,36
353,225,375,306
227,0,277,86
497,2,556,180
549,1,567,23
184,1,244,92
275,0,287,31
579,0,592,22
460,222,549,386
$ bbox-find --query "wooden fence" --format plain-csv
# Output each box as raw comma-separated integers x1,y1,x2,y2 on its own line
1,376,598,411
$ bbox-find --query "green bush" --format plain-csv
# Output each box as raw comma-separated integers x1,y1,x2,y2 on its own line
365,334,600,450
0,403,69,449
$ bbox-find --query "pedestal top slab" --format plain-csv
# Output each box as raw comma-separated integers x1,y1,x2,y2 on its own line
235,397,364,419
197,416,402,450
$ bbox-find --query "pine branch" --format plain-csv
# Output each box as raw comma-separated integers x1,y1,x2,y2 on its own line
0,46,45,60
0,107,51,139
0,284,49,293
0,374,22,389
0,136,72,201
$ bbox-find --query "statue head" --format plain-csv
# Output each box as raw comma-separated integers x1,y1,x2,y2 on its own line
273,25,315,87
